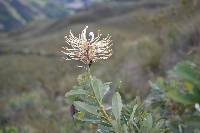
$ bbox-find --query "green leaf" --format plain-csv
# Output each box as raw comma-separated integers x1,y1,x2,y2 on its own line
74,112,85,120
111,120,119,133
74,113,100,123
65,88,88,97
166,89,195,105
112,92,123,121
171,61,200,85
142,113,153,130
155,119,165,129
98,125,111,133
165,61,200,105
129,104,138,122
92,78,110,102
74,101,98,115
123,124,129,133
100,121,112,128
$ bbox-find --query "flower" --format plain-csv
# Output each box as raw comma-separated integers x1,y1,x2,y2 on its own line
61,26,113,66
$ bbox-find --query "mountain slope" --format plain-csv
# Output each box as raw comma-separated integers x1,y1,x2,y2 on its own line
2,0,200,132
0,0,99,31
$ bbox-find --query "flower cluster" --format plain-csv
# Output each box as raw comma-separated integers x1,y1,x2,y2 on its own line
61,26,113,66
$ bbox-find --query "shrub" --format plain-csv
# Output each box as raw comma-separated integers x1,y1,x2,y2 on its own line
148,61,200,132
62,26,169,133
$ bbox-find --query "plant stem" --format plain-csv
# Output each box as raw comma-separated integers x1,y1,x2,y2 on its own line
87,66,112,124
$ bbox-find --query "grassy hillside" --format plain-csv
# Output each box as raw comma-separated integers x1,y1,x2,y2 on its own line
0,0,200,132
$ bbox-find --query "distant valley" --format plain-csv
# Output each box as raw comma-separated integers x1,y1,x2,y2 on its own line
0,0,101,31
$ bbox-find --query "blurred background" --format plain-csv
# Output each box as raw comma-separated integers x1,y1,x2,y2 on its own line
0,0,200,132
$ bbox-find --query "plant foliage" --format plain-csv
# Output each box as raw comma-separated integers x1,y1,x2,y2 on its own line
148,61,200,133
65,71,169,133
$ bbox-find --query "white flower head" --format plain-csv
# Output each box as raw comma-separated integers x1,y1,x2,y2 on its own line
61,26,113,66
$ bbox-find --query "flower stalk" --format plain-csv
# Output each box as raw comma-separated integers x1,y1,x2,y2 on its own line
87,65,112,124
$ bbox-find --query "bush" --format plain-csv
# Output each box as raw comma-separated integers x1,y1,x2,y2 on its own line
148,61,200,132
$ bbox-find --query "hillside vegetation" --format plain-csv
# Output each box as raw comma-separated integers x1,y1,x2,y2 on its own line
0,0,200,132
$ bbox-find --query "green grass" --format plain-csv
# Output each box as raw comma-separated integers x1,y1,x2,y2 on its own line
0,54,79,93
